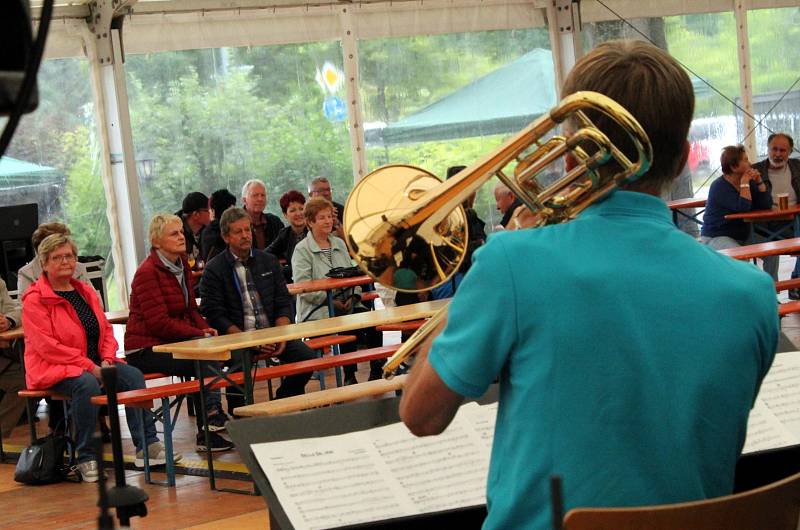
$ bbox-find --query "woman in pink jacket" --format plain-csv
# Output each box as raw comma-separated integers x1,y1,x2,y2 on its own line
23,233,181,483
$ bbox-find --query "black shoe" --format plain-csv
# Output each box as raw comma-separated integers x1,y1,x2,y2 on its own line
195,431,234,452
206,410,230,432
344,374,358,386
368,371,382,381
789,288,800,300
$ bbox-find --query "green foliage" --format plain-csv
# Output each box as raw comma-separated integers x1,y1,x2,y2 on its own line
61,126,110,259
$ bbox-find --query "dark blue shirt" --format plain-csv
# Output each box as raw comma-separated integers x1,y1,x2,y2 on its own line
701,177,772,241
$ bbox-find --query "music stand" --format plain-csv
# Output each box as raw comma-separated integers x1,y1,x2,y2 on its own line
227,391,496,530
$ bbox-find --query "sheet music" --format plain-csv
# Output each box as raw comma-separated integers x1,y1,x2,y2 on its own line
458,401,498,449
743,351,800,453
251,404,494,530
756,351,800,439
742,399,798,453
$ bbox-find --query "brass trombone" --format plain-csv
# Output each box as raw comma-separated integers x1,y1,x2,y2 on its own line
343,91,653,378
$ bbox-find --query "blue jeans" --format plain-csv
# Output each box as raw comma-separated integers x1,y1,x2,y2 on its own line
53,363,158,463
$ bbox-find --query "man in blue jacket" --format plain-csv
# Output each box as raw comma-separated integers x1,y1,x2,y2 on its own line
200,207,316,414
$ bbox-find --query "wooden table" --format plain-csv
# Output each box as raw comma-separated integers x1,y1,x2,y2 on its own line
286,274,375,321
153,299,446,491
153,299,446,359
726,205,800,242
667,197,707,228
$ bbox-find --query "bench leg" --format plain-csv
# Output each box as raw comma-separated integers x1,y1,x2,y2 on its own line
160,397,176,487
138,408,152,484
194,360,217,491
25,398,37,443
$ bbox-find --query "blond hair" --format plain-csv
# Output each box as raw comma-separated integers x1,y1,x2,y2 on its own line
37,233,78,267
148,213,182,246
561,40,694,194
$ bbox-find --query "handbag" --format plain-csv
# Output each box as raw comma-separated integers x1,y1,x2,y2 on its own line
14,433,69,485
325,266,362,279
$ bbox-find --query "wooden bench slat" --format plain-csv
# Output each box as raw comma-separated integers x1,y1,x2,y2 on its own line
234,374,407,417
719,238,800,261
779,301,800,317
775,278,800,293
376,319,426,332
90,345,401,407
304,334,357,350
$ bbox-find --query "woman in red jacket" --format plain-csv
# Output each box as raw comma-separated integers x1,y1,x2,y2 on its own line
23,234,180,483
124,213,232,452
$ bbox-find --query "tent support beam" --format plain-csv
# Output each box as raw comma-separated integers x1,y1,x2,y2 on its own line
547,0,582,96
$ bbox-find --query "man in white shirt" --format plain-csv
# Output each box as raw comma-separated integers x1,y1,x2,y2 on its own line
752,133,800,296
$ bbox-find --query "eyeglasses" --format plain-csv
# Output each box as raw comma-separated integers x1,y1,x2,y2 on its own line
50,254,76,263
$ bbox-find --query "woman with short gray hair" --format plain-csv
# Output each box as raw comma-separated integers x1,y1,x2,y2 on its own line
23,234,181,482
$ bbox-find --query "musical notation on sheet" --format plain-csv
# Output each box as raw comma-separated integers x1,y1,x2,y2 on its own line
250,402,497,530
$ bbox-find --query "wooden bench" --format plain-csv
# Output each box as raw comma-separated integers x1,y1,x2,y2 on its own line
233,374,407,417
779,301,800,317
361,292,380,302
719,238,800,261
89,344,401,486
376,319,426,333
775,278,800,293
253,334,358,394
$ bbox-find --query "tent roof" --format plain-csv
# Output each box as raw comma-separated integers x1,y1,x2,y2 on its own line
366,48,557,145
0,157,61,187
0,157,57,177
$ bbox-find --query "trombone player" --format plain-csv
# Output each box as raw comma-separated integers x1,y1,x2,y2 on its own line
400,40,778,529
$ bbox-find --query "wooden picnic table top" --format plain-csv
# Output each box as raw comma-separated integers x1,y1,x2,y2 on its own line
285,275,373,295
153,299,447,360
667,197,707,209
725,205,800,222
719,237,800,261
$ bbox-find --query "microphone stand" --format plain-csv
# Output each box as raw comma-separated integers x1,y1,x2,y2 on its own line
100,366,149,527
94,433,114,530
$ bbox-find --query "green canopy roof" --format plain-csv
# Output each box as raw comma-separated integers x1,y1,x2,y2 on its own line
0,156,61,187
366,48,557,145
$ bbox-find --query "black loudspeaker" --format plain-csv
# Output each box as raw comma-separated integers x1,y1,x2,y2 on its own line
0,0,38,116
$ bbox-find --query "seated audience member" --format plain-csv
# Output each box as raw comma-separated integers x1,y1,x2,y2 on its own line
242,179,284,250
23,234,181,482
124,214,233,452
0,278,25,438
200,188,237,263
701,145,772,251
308,176,345,238
400,40,778,530
17,222,90,295
200,207,317,413
752,133,800,289
266,190,308,282
176,191,210,269
292,198,382,384
493,181,522,229
428,165,488,301
17,222,94,436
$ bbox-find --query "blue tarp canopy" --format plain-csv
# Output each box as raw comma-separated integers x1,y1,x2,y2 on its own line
365,48,557,145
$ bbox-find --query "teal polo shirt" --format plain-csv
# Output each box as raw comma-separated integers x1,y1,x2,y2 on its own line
428,191,778,530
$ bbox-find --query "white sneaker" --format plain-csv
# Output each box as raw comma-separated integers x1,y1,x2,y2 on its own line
76,460,100,483
134,441,183,468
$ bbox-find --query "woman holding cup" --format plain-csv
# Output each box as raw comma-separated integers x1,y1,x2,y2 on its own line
700,145,772,251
